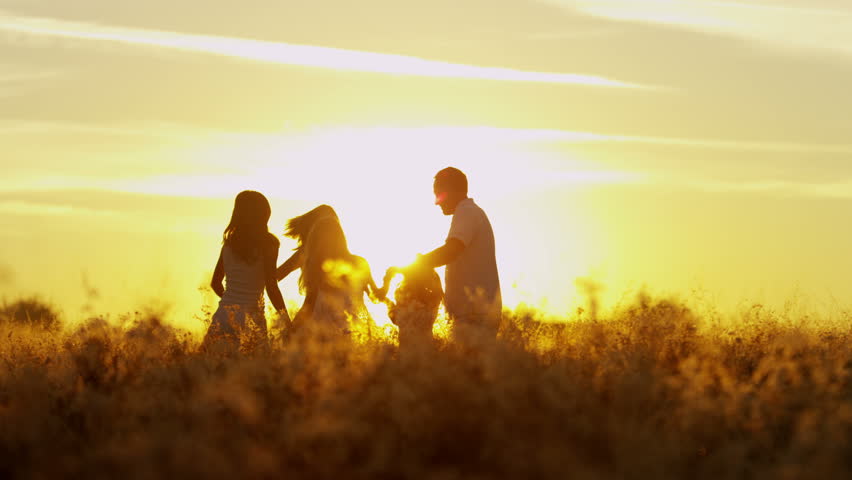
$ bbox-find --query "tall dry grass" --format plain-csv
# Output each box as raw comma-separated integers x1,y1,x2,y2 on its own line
0,295,850,479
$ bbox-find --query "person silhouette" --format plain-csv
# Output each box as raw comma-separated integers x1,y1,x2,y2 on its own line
277,205,383,338
392,167,501,347
380,260,443,351
203,190,290,352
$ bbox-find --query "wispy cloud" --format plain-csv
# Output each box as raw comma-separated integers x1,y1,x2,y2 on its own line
5,122,850,202
542,0,852,56
0,70,58,84
679,178,852,200
0,200,119,218
0,10,647,88
528,26,622,41
0,119,253,140
0,120,173,138
222,124,852,155
442,125,852,154
589,133,852,155
0,65,60,97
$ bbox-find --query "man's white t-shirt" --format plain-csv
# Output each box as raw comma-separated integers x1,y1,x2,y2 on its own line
445,198,501,323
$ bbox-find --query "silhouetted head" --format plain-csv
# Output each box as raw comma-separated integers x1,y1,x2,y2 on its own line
384,261,443,341
387,262,443,311
284,204,339,250
434,167,468,215
305,217,350,261
300,216,355,294
223,190,276,262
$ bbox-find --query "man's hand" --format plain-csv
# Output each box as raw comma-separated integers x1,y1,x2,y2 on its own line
384,256,423,285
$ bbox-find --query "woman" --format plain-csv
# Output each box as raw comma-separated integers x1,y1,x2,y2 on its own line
277,205,383,336
203,191,290,352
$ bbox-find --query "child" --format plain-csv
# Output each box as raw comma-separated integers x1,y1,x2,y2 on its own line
381,259,443,351
203,191,290,351
298,216,383,337
276,204,339,283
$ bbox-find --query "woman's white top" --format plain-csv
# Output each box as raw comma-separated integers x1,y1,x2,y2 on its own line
220,245,266,311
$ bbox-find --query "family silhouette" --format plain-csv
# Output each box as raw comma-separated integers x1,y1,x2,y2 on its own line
202,167,502,352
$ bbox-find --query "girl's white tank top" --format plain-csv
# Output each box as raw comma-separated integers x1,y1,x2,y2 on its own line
220,245,265,311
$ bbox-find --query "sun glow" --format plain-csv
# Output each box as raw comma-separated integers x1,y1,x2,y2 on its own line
8,124,621,325
181,126,613,321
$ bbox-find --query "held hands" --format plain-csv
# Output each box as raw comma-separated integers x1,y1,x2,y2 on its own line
381,254,427,301
386,254,425,280
383,266,401,286
373,267,396,303
378,265,406,304
276,308,293,330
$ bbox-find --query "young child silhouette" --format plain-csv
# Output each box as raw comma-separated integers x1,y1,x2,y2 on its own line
381,257,443,350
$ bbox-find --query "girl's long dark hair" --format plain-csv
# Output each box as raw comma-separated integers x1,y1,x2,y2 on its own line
223,191,277,262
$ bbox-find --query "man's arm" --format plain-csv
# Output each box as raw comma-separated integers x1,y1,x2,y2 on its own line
385,239,464,283
420,200,476,269
419,238,465,269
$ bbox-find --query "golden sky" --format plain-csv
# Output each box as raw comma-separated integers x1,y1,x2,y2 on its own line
2,0,852,326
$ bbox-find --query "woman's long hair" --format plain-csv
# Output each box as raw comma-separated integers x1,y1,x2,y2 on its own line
223,191,276,262
284,204,338,253
300,216,353,294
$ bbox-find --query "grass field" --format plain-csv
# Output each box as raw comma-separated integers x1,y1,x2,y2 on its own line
1,294,850,479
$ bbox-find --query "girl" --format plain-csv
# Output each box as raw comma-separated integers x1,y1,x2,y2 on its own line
204,191,290,350
277,206,383,336
275,204,338,282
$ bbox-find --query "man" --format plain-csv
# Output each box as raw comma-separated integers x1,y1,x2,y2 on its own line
406,167,502,345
